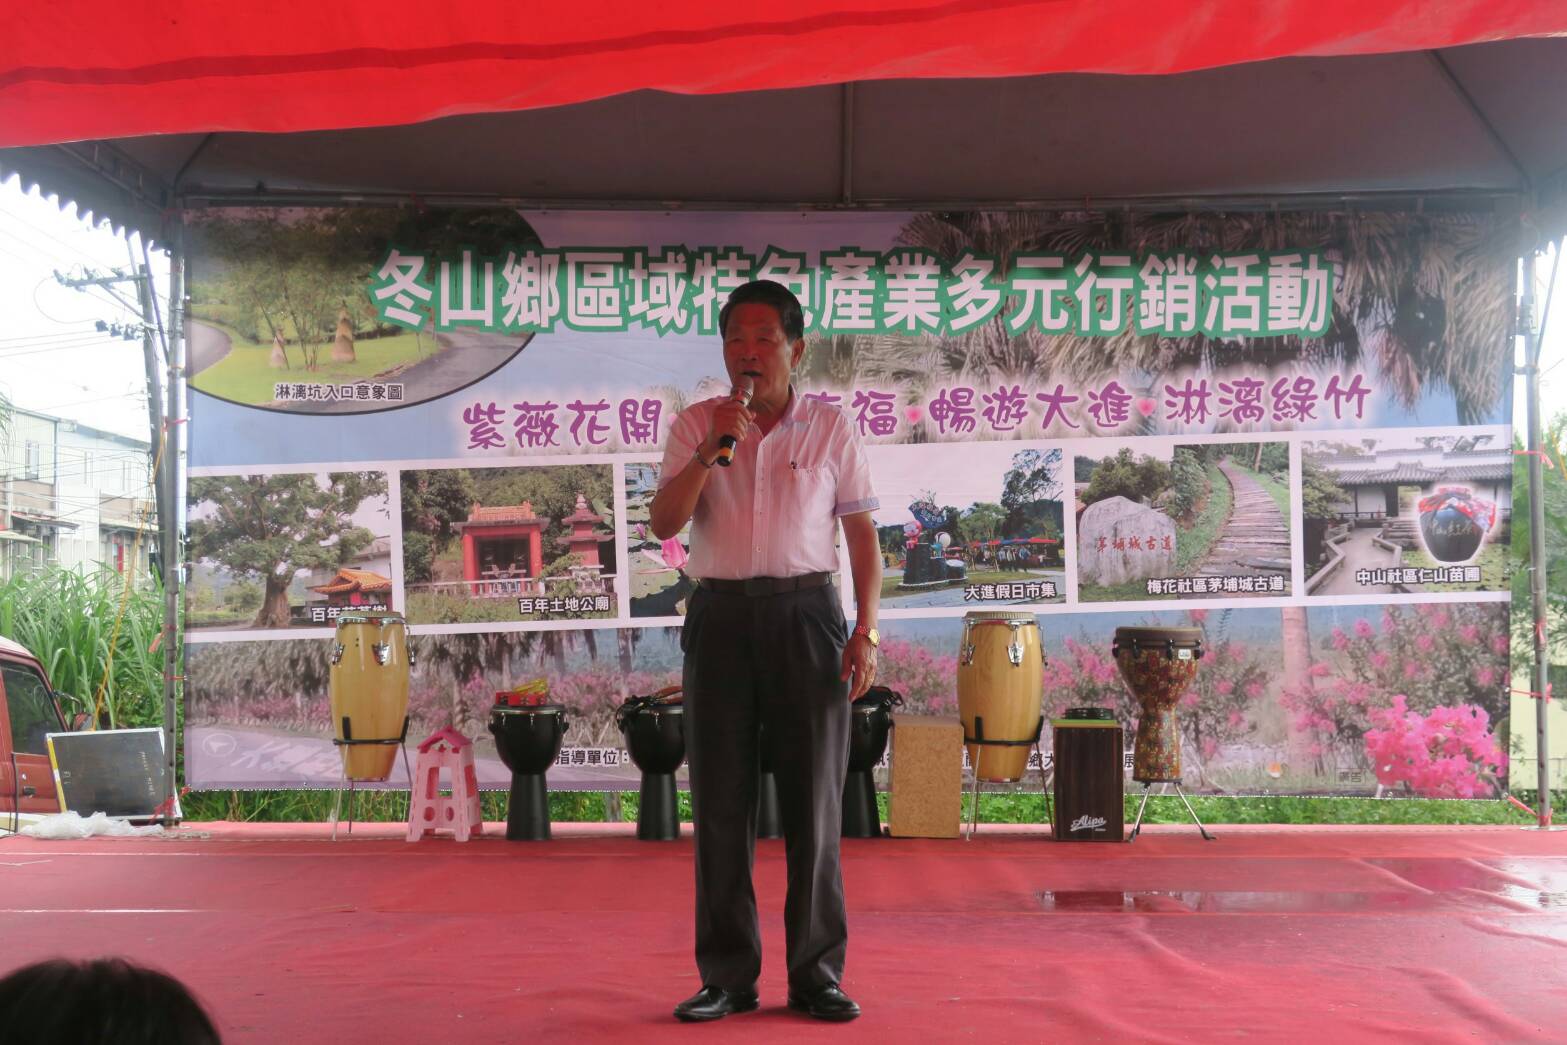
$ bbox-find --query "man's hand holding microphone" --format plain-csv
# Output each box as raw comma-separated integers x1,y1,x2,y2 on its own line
703,376,755,467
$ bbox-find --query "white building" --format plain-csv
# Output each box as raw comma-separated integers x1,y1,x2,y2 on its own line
1313,438,1512,523
0,405,156,579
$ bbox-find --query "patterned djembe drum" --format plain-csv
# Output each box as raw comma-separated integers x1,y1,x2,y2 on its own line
1111,627,1204,784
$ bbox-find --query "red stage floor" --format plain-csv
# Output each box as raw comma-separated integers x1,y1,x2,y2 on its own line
2,823,1565,1043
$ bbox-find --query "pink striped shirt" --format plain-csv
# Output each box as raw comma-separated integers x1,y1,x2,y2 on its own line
659,391,879,581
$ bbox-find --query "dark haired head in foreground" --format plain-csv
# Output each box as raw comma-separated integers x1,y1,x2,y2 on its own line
0,957,221,1044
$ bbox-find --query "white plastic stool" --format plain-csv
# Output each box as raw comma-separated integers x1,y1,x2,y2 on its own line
407,727,483,842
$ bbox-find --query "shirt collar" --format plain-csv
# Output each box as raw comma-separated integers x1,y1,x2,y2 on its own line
775,386,810,428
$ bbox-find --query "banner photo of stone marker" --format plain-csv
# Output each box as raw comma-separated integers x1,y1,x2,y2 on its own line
183,208,1513,795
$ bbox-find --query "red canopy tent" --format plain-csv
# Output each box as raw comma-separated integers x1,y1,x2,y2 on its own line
3,1,1566,146
3,9,1566,1040
2,0,1565,822
1,2,1566,240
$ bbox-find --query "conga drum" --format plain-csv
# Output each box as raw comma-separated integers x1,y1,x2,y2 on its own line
1051,707,1124,842
616,686,685,841
328,611,412,781
489,704,568,841
957,611,1044,782
1112,627,1203,784
843,686,904,838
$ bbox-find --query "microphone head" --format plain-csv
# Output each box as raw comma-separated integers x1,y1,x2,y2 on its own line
734,375,755,404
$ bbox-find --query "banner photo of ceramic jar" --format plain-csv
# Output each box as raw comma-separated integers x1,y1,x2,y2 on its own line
1416,487,1497,563
1300,429,1509,597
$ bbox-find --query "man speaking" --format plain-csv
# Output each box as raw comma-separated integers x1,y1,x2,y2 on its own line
651,280,882,1023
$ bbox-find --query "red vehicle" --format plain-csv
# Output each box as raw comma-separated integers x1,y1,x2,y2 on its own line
0,635,69,818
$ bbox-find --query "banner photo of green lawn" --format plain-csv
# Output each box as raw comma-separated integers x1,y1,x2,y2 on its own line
182,208,1513,798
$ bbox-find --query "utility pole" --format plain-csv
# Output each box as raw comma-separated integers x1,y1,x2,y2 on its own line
1522,250,1555,830
149,236,184,828
54,265,163,531
55,257,182,823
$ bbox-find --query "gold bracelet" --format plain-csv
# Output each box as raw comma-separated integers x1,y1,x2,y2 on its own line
693,448,714,469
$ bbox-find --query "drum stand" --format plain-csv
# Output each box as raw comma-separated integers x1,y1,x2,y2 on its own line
963,717,1052,840
330,716,413,840
1128,781,1214,842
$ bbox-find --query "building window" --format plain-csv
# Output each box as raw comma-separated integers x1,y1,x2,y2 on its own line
80,450,94,484
24,440,41,479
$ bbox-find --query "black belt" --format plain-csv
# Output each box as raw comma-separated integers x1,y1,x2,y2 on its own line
698,572,833,597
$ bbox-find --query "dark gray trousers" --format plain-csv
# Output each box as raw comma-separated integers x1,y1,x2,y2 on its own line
681,582,851,992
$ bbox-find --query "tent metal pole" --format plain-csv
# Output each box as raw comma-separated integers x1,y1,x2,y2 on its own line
161,235,185,826
1523,250,1553,828
840,82,855,205
173,186,1522,216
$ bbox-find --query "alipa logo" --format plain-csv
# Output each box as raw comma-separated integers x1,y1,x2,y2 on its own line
1070,815,1108,832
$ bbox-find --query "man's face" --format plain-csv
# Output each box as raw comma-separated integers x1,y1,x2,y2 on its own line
722,302,804,404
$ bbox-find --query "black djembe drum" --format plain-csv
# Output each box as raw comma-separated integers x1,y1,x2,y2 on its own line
843,686,904,838
616,686,685,841
488,704,568,841
1051,707,1124,842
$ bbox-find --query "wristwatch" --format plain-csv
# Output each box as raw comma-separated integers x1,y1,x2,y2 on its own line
852,624,879,647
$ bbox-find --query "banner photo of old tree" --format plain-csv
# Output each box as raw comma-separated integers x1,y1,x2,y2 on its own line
182,208,1513,800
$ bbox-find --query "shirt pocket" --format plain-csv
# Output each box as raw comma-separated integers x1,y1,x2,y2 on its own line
785,463,836,518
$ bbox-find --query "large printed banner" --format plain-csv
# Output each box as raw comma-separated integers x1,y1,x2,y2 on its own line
182,208,1515,800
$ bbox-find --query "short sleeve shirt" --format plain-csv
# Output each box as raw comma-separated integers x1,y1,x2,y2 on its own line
658,390,879,580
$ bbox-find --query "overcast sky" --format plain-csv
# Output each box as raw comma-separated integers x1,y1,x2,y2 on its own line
3,175,1565,449
1,176,170,442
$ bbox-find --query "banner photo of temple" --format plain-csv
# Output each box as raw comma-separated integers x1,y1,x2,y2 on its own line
183,207,1514,797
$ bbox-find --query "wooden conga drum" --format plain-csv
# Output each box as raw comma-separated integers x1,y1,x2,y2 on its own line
329,611,412,780
1112,626,1203,784
957,611,1044,781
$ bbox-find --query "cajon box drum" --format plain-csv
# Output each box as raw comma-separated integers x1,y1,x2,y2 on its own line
887,714,962,838
1051,708,1124,842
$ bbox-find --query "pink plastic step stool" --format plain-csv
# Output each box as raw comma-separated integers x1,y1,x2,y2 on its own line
407,727,483,842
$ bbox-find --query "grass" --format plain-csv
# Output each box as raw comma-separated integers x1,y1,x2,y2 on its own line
1172,460,1232,572
180,788,644,824
177,788,1553,826
186,608,256,628
1401,541,1509,593
0,566,166,728
188,317,433,405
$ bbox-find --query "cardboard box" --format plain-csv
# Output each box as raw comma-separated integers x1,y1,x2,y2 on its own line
887,713,962,838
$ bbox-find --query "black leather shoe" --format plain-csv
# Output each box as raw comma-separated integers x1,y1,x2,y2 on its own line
787,983,861,1022
673,986,760,1022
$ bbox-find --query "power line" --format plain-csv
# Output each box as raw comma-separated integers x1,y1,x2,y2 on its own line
1,203,129,272
0,458,156,485
0,325,100,345
24,391,147,413
0,336,119,358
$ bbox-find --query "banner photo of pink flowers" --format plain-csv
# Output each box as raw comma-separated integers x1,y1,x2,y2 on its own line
869,603,1508,798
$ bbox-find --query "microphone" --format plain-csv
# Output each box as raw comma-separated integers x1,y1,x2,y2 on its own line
714,376,754,467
